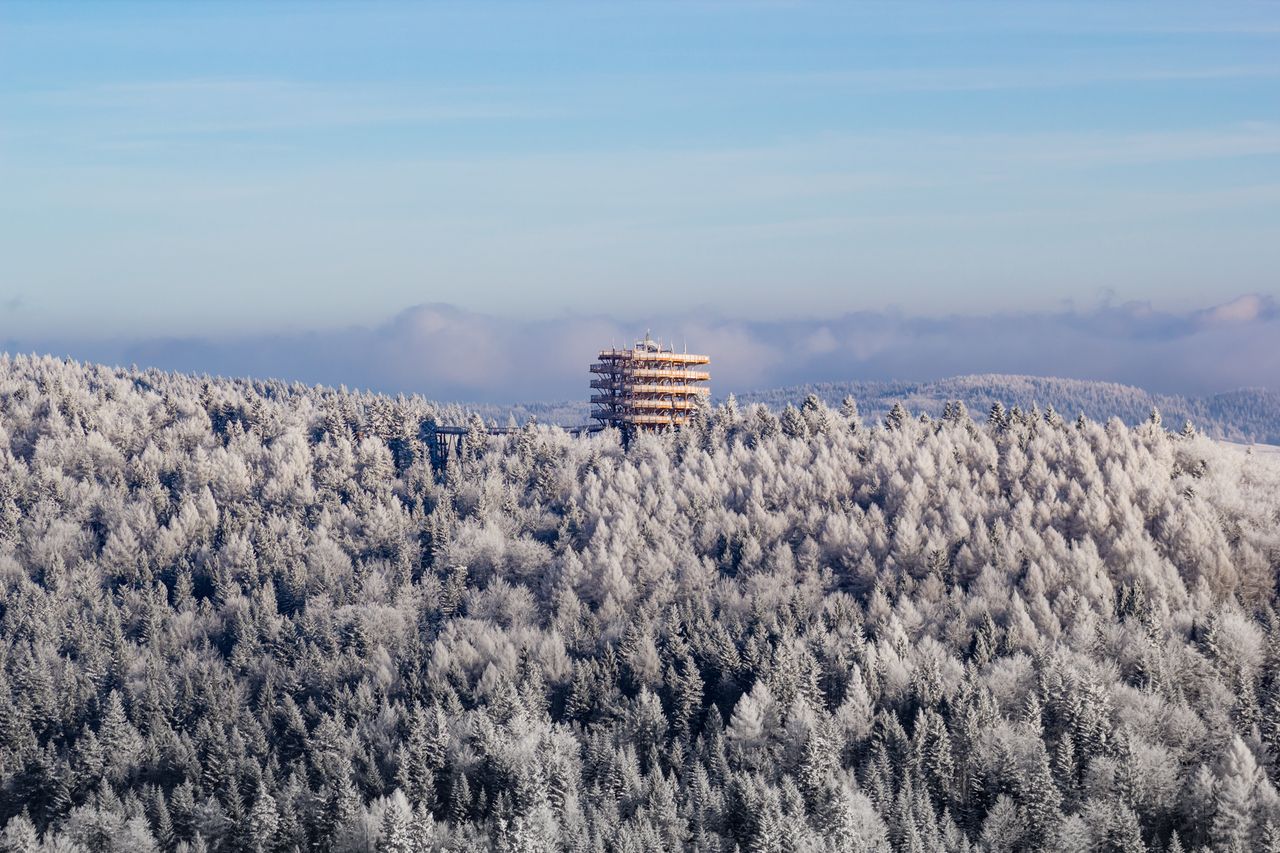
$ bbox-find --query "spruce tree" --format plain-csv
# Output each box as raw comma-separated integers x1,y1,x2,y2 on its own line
1212,738,1263,853
377,791,414,853
839,396,862,431
0,813,38,853
247,782,279,853
885,402,910,431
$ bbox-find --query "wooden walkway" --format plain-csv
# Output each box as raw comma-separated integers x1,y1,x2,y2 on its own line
429,423,600,437
424,420,602,472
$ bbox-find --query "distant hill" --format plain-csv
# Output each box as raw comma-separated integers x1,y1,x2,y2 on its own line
468,374,1280,444
737,374,1280,444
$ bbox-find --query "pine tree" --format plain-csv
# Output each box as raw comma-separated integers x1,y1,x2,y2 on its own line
978,795,1027,853
1260,821,1280,853
780,405,808,439
410,803,437,851
913,782,942,851
449,771,472,824
971,613,1000,666
120,815,163,853
170,779,197,842
247,782,279,853
1232,667,1260,733
916,710,956,807
0,812,38,853
748,782,784,853
672,655,705,740
800,394,830,434
1053,736,1077,807
797,724,835,810
377,790,414,853
840,396,862,431
98,690,142,782
893,776,925,853
989,402,1009,431
1212,738,1263,852
397,707,441,812
1019,744,1062,844
150,786,175,851
1101,803,1146,853
330,770,363,841
885,402,910,431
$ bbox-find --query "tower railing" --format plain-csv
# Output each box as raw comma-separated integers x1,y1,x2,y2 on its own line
590,337,710,431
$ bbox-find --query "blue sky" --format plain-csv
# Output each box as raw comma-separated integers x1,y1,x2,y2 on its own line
2,2,1279,396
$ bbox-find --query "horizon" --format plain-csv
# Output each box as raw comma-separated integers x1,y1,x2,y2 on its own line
3,292,1276,402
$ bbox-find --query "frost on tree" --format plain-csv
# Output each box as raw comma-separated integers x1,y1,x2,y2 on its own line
0,354,1277,851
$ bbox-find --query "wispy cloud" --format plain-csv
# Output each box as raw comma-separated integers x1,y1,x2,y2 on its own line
6,77,557,142
751,64,1280,94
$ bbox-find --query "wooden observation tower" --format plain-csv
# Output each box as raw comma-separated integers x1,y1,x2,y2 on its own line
590,334,711,430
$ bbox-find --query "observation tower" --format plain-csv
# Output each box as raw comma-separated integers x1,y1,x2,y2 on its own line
590,334,711,430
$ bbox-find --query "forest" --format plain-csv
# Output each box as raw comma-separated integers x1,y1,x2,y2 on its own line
737,376,1280,447
469,374,1280,447
1,353,1279,852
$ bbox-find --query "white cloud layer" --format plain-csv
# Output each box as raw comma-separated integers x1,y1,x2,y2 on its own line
4,294,1276,403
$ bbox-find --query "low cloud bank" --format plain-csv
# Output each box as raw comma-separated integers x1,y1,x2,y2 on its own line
4,294,1276,402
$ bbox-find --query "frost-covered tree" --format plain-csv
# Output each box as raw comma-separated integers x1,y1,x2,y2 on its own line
0,354,1276,851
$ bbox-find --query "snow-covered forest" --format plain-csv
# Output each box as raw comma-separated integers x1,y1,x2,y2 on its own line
1,353,1279,853
466,375,1280,446
738,376,1280,447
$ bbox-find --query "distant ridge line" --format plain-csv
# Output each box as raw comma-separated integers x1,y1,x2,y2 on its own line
464,373,1280,445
